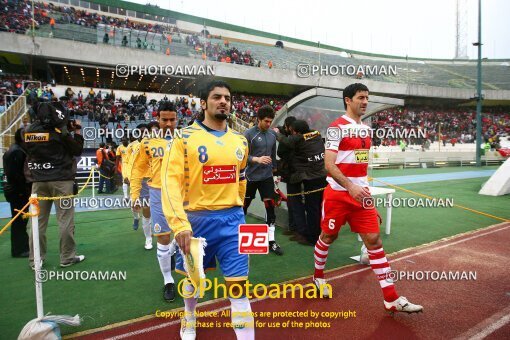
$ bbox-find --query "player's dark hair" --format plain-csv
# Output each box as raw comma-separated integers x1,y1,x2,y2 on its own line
257,105,275,120
136,123,148,130
291,119,310,134
343,83,369,109
199,80,231,102
147,121,159,130
284,116,296,128
157,101,176,116
99,142,105,148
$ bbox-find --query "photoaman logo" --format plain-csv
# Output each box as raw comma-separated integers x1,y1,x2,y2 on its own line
177,277,332,299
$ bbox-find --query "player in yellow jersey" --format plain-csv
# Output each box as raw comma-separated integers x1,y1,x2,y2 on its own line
128,124,151,237
131,103,178,301
124,133,142,229
115,138,129,200
161,81,254,340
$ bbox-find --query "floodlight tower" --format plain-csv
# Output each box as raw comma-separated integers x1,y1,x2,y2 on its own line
455,0,469,59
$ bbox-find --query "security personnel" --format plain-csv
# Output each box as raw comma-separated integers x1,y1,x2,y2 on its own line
3,128,30,257
24,101,85,269
275,116,297,236
274,119,327,245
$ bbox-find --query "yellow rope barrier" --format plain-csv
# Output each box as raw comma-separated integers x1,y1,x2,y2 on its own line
368,177,510,222
278,177,508,222
3,169,507,237
95,168,115,180
286,187,325,197
0,167,98,235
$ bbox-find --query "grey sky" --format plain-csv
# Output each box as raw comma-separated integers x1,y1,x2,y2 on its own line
129,0,509,59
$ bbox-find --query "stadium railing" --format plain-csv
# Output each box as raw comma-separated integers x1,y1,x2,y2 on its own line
0,95,27,154
368,155,504,170
231,116,250,134
26,23,196,58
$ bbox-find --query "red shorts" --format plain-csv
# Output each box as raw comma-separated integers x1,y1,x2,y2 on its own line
321,185,380,235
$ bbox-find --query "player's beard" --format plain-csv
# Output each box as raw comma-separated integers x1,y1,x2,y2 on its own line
214,112,228,121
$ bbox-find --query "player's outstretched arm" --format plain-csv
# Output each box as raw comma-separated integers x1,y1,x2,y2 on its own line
161,137,192,239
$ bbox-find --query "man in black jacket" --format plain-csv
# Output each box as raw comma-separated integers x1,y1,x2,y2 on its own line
275,116,296,236
3,128,31,257
274,120,327,245
24,101,85,269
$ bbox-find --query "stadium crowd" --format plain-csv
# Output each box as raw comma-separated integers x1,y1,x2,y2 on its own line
3,75,508,151
186,34,258,66
372,107,510,148
0,0,49,33
1,77,26,112
1,75,289,131
1,1,266,66
0,0,176,34
63,90,197,129
232,94,287,125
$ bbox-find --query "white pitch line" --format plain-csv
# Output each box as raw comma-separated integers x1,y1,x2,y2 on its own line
452,305,510,340
328,223,510,282
105,224,510,340
469,313,510,340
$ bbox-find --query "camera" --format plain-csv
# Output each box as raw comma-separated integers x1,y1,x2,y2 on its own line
67,119,81,132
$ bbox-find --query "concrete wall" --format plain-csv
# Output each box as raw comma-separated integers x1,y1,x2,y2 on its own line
2,32,510,101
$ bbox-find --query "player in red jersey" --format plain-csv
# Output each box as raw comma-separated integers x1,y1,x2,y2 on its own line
313,83,423,314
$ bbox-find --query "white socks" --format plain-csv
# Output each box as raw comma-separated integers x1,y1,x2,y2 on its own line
142,217,151,240
156,242,174,284
268,224,275,242
122,183,128,199
180,282,255,340
183,280,198,321
230,297,254,340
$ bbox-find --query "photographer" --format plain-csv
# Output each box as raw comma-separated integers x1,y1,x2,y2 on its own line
24,101,85,269
274,120,327,245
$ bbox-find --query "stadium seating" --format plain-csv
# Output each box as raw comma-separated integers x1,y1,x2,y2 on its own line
3,1,510,89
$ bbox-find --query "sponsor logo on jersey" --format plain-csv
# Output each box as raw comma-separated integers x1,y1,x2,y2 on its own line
202,165,237,184
354,150,369,163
